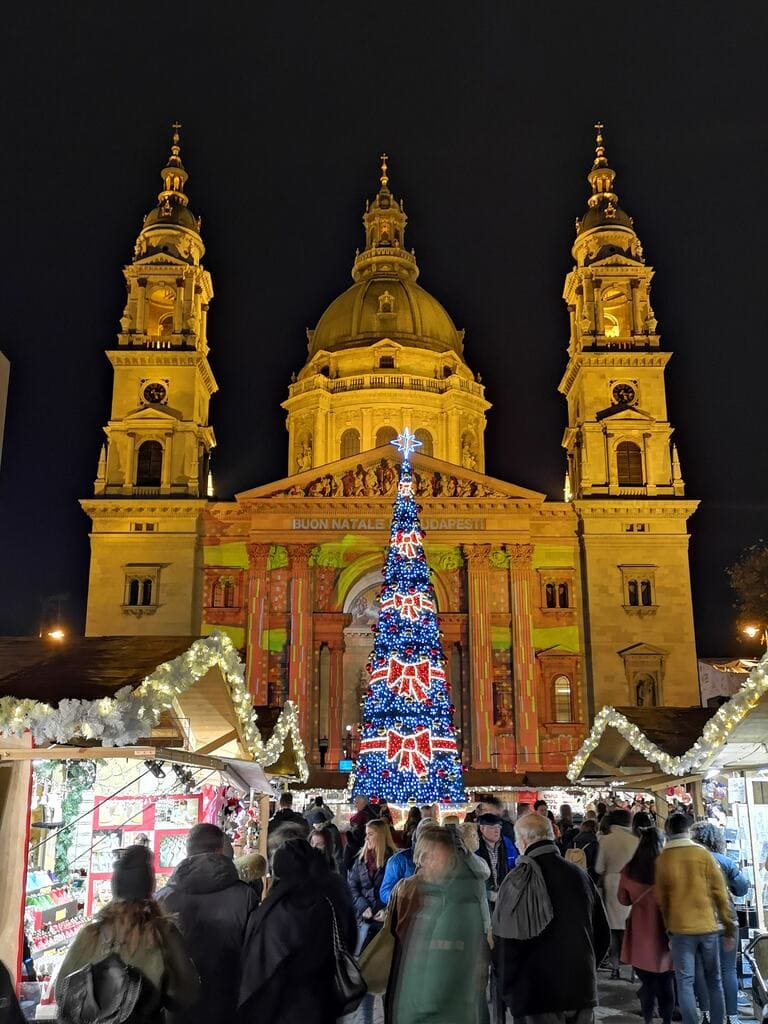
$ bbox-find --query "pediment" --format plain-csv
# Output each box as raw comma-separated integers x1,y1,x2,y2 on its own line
617,642,669,658
596,404,653,423
124,404,183,422
236,444,545,503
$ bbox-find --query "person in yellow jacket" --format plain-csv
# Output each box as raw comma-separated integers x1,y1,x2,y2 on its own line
655,812,736,1024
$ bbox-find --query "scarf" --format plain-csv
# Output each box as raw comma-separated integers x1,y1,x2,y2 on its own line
492,841,556,940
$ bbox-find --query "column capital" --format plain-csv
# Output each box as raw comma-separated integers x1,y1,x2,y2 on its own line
462,543,492,569
246,542,272,568
285,543,314,568
506,543,534,570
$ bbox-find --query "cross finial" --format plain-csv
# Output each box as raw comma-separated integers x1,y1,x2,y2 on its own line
380,152,389,189
391,427,422,461
593,121,606,164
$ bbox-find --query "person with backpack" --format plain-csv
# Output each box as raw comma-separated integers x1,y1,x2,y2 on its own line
55,845,199,1024
570,818,600,882
618,827,674,1024
157,822,257,1024
557,803,580,853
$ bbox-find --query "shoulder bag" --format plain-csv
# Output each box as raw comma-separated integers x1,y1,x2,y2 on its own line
325,896,368,1015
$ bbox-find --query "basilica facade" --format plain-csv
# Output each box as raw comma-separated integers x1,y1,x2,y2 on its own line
81,127,700,784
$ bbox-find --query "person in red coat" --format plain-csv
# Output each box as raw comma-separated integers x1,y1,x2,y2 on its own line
618,827,674,1024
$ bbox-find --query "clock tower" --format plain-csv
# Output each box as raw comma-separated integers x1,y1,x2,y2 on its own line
81,127,216,635
561,125,700,711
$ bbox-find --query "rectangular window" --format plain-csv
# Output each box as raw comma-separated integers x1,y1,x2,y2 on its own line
133,523,144,532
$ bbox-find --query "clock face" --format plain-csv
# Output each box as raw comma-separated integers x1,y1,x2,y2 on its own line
612,383,636,406
143,382,167,405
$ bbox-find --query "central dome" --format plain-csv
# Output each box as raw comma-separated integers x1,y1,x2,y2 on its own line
309,276,464,357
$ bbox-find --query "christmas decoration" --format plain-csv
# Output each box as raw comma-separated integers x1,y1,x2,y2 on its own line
351,429,466,805
567,648,768,781
0,634,309,781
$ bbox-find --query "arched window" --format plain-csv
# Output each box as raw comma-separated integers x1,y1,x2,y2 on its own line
136,441,163,487
545,583,556,608
557,582,569,608
616,441,643,486
212,577,235,608
127,579,140,606
553,676,573,723
159,314,174,339
601,286,629,338
627,580,639,606
340,428,361,459
376,426,398,448
140,578,153,606
414,429,433,457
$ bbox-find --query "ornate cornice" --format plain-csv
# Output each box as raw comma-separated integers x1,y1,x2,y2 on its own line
558,351,671,395
80,499,207,518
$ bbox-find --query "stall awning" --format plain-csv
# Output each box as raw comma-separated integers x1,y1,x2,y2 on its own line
0,633,308,781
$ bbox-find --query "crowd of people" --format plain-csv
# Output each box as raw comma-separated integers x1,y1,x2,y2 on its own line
32,791,747,1024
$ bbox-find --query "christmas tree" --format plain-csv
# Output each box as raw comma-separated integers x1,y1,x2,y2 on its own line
352,428,466,806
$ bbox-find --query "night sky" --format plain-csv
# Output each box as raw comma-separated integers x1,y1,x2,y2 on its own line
0,4,766,656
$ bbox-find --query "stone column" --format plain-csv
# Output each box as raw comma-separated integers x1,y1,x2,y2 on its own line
464,544,494,768
328,640,345,765
287,544,314,744
136,278,147,334
245,543,271,702
507,543,540,771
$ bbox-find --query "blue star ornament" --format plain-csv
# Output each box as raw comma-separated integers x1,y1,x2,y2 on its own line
391,428,422,461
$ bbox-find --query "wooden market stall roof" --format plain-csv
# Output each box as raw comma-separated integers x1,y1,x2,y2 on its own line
568,653,768,787
0,633,309,781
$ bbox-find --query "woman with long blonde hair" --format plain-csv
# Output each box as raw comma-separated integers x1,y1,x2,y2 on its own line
348,818,397,1024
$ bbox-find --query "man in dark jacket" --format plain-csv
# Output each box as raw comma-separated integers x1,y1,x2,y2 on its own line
157,823,257,1024
267,792,309,835
492,813,610,1024
475,812,518,906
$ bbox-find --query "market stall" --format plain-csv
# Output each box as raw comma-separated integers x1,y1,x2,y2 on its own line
0,632,307,1018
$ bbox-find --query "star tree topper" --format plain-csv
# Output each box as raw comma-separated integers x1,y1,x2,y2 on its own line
391,427,422,461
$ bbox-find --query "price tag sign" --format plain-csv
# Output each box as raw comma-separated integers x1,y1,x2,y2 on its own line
55,908,66,922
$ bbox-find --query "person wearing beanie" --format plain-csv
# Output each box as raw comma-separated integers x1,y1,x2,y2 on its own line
56,845,199,1022
157,822,257,1024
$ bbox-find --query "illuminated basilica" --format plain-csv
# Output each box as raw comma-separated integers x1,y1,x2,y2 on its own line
81,126,700,784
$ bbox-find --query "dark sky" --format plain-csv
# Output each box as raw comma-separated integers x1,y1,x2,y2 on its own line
0,3,766,655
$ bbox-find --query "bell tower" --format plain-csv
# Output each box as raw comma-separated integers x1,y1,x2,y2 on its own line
561,125,700,710
81,126,216,636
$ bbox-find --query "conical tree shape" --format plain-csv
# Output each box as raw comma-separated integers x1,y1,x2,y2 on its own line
352,429,466,805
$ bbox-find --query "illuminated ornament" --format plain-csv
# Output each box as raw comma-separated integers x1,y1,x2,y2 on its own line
398,478,414,498
394,529,422,559
391,427,423,460
381,590,435,622
386,726,433,776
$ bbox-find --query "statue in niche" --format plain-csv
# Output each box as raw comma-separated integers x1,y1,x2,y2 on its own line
635,674,657,707
461,440,477,471
296,438,313,472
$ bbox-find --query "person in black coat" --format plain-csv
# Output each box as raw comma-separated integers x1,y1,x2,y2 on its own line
573,819,600,883
157,823,257,1024
267,792,309,835
493,813,610,1024
238,839,357,1024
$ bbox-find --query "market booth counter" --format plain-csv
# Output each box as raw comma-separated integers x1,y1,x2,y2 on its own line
0,632,307,1019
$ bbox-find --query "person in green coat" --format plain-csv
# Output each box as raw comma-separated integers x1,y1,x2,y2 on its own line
386,826,488,1024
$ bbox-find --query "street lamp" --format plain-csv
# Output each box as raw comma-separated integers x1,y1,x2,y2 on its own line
343,724,353,759
742,624,768,651
46,628,66,641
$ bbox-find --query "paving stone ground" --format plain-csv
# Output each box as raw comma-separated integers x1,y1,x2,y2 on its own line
343,966,757,1024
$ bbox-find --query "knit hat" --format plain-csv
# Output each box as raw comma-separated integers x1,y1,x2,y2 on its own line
476,812,502,826
112,844,154,901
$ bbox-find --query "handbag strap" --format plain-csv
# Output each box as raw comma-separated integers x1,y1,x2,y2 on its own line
325,896,343,955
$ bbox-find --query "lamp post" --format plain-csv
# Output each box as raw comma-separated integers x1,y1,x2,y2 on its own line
742,624,768,652
343,724,353,760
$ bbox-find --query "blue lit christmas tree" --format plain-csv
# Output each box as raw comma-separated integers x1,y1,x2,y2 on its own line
352,428,466,806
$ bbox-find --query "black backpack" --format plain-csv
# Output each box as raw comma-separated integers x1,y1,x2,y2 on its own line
58,951,158,1024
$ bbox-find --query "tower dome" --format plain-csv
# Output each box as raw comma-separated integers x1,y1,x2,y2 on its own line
308,155,465,358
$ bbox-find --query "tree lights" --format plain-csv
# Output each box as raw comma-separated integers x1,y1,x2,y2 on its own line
351,429,466,805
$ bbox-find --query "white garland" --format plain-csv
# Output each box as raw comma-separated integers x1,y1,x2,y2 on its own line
0,632,309,782
567,649,768,782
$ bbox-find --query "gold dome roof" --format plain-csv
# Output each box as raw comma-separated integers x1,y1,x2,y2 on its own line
309,276,464,357
308,156,465,358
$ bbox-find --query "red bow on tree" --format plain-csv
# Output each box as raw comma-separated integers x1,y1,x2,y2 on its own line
394,529,421,558
381,591,434,622
386,726,433,776
386,658,430,701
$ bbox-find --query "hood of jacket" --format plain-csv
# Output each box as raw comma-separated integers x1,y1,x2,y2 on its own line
168,853,241,895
